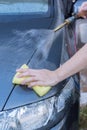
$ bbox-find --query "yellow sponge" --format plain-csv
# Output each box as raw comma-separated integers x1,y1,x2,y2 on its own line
12,64,51,96
33,86,51,96
12,64,29,85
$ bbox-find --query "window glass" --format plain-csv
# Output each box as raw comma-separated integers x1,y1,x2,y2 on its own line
0,0,48,14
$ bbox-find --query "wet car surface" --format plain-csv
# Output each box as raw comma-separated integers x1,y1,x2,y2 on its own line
0,0,81,129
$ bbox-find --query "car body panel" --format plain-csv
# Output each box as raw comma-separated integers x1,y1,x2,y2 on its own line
0,23,37,111
0,0,80,129
0,0,65,111
4,83,64,110
4,28,63,110
0,0,55,111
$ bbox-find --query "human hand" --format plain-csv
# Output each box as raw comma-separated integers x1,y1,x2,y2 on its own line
16,68,59,87
78,2,87,18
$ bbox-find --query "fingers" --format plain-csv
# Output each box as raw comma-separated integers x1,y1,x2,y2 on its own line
21,76,38,85
16,67,44,87
15,67,49,87
82,2,87,7
80,2,87,9
17,71,31,77
16,68,39,77
21,77,46,88
16,68,28,73
28,81,46,88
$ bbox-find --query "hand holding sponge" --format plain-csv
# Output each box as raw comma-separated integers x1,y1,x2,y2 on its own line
12,64,51,96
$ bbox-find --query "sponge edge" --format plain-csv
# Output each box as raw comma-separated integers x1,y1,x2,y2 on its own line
12,64,28,84
33,86,51,97
12,64,51,96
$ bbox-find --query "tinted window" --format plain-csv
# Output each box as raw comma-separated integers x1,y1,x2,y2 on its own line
0,0,48,14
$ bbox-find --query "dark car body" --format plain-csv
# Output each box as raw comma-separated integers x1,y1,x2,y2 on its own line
0,0,83,129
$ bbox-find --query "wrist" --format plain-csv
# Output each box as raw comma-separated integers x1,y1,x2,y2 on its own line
54,68,63,84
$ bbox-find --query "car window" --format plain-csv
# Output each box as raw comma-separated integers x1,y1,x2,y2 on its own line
0,0,49,14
